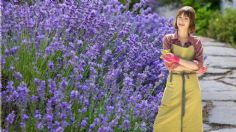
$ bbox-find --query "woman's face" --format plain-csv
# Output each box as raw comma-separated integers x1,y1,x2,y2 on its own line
177,13,190,31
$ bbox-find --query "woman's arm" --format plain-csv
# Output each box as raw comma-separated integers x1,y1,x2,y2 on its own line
171,64,197,72
164,60,197,73
161,35,202,72
178,59,199,71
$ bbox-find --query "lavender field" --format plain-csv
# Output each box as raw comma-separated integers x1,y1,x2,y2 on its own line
1,0,175,131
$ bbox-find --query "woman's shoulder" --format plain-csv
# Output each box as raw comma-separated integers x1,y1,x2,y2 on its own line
189,34,202,45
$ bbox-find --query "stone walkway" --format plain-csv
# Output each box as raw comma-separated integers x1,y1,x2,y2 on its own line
156,6,236,132
199,36,236,132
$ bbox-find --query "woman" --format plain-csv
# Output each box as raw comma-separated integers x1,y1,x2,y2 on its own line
153,6,207,132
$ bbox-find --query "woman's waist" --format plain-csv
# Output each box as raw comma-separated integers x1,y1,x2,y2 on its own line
169,71,197,75
168,71,198,81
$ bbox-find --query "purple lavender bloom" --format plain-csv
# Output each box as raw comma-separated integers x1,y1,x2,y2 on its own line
106,105,114,114
84,99,89,107
45,113,53,130
4,49,10,56
6,111,15,124
98,126,114,132
70,90,79,100
36,122,44,130
61,121,68,127
109,118,119,128
121,119,130,130
48,60,54,70
16,82,29,108
93,117,101,126
34,110,42,120
6,81,14,92
54,121,60,128
20,122,26,128
140,121,147,131
61,112,67,120
14,72,23,80
21,114,29,120
59,78,68,93
31,95,38,102
81,119,87,129
89,123,95,130
36,80,46,100
55,126,64,132
11,90,19,101
46,114,53,121
9,46,19,55
123,76,134,87
48,79,57,94
70,115,75,124
1,57,6,66
81,84,89,91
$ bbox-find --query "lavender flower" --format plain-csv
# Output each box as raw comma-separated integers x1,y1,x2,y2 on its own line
14,72,23,80
81,118,87,129
6,111,15,124
70,90,79,100
48,60,54,70
2,0,174,130
55,126,64,132
34,110,42,120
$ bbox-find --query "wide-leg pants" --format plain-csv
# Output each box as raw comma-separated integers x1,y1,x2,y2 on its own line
153,72,203,132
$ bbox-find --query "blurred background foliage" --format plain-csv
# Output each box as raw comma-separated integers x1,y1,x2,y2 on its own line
126,0,236,48
121,0,236,48
153,0,236,48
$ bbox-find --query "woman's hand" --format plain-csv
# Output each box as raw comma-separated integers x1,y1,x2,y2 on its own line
197,66,208,74
170,64,196,73
162,53,199,71
162,53,180,63
170,63,208,74
160,50,207,74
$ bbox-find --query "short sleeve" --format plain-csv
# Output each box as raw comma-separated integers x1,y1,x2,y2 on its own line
162,34,179,70
193,39,204,71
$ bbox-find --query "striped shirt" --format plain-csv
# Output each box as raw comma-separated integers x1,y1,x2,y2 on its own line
162,31,204,71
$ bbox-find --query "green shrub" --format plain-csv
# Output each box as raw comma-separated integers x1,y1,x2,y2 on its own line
195,3,214,36
207,8,236,48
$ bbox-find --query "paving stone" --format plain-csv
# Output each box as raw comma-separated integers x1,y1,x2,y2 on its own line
204,56,236,68
202,91,236,101
206,67,230,74
199,36,215,43
200,80,236,92
203,123,212,131
204,46,236,56
199,37,228,47
225,70,236,78
200,39,227,47
219,78,236,86
200,80,236,100
200,67,232,81
208,101,236,126
202,75,224,80
209,128,236,132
